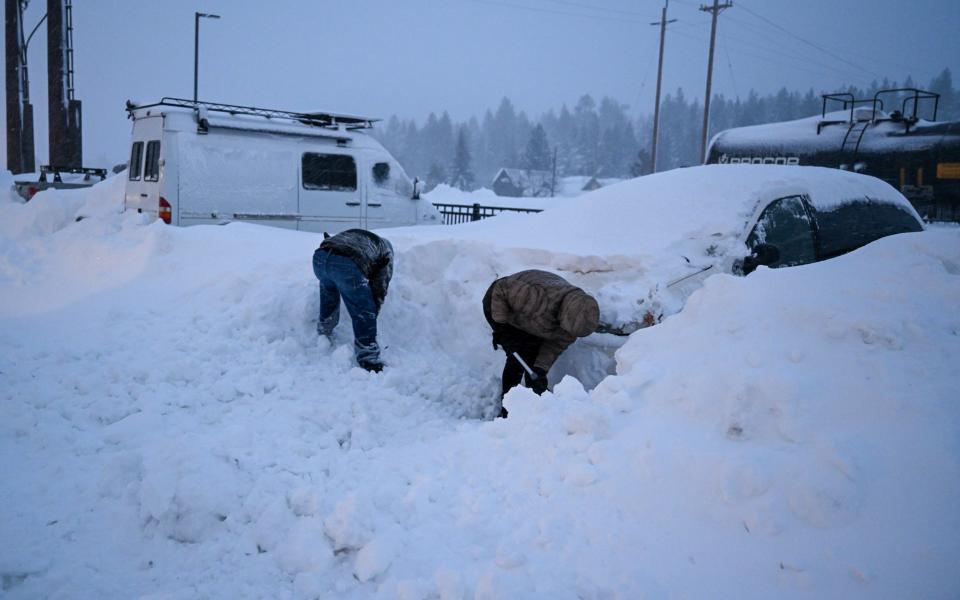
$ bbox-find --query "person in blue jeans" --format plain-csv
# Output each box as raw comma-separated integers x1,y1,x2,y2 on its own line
312,229,394,372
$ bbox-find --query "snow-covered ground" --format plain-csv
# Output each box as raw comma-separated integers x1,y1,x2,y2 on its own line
1,172,959,598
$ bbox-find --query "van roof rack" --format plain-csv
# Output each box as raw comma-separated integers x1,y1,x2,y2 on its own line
125,97,379,130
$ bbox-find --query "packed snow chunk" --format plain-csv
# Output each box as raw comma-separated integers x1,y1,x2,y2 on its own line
323,494,376,552
433,567,467,600
353,528,402,582
251,497,297,554
137,445,248,543
276,517,334,575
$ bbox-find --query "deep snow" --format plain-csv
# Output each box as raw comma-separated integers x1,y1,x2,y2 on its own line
1,172,958,599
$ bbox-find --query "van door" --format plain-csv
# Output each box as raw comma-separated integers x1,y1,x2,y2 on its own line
363,158,417,230
124,115,163,217
298,151,362,234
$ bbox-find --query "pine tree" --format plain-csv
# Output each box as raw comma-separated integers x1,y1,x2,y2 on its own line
426,162,447,191
630,148,651,177
929,68,956,120
449,127,475,191
521,124,552,171
573,95,600,175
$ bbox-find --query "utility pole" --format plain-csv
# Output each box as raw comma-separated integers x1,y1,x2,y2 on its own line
698,0,732,164
194,12,220,103
650,1,675,174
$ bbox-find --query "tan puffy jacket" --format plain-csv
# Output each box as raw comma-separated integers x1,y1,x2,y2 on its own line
487,270,600,371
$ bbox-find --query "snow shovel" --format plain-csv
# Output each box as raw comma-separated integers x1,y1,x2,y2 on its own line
512,352,538,379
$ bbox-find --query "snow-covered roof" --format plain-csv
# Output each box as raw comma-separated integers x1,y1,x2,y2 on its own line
710,109,952,155
129,104,388,151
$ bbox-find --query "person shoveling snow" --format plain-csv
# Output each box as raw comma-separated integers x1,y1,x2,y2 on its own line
482,269,600,417
312,229,394,372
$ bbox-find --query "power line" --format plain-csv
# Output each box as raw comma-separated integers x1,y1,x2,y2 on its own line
543,0,647,17
724,12,924,77
672,28,874,88
722,36,739,99
735,1,883,80
630,40,662,117
674,23,875,86
463,0,647,23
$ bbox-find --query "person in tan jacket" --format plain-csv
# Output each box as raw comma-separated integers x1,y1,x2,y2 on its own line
482,269,600,417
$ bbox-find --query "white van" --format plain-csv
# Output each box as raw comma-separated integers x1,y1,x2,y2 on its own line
123,97,439,232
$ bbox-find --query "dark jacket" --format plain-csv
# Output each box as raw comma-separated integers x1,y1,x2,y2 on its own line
318,229,394,306
483,270,599,371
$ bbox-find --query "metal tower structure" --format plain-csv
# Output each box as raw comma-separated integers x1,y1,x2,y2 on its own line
47,0,81,168
5,0,36,174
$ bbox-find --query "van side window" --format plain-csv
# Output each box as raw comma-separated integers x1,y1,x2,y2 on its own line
128,142,144,180
373,162,390,187
814,199,923,260
302,153,357,191
143,141,161,182
746,195,816,268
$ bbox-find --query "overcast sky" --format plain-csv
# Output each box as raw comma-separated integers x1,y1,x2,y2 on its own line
3,0,959,168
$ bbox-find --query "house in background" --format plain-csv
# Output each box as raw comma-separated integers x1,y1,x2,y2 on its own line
582,176,603,192
554,175,622,197
492,168,624,198
492,168,554,197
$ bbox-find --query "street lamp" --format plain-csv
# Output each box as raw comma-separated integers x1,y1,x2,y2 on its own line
193,12,221,103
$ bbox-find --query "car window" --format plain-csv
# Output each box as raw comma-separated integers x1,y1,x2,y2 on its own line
302,153,357,191
746,195,817,268
373,162,390,187
128,142,143,180
143,141,161,182
814,199,923,260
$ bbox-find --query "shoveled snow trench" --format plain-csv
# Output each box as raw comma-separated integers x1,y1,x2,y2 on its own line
0,174,958,599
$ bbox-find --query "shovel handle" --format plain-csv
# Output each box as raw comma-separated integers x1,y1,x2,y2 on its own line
511,352,536,378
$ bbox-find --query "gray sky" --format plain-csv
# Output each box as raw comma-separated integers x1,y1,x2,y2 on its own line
4,0,959,168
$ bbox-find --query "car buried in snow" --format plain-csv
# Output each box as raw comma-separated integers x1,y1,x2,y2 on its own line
590,164,927,335
457,165,925,338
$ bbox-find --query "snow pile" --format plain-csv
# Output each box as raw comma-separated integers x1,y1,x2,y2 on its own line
0,170,18,205
0,174,125,240
0,172,958,598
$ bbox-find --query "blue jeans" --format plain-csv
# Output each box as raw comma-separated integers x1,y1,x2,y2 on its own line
312,249,381,365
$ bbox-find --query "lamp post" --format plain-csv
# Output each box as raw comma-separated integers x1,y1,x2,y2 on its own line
193,12,221,103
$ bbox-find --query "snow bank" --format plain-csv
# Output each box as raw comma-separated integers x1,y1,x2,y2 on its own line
0,174,957,598
0,173,125,240
0,170,18,205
